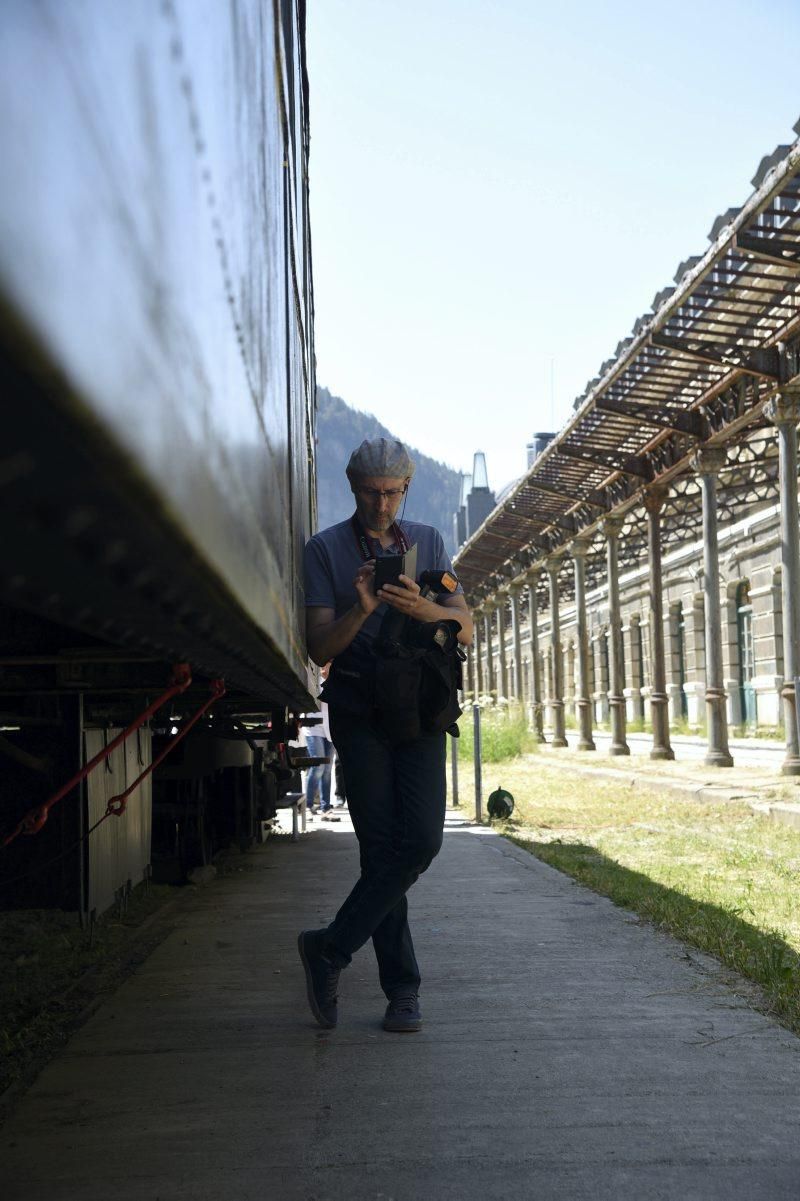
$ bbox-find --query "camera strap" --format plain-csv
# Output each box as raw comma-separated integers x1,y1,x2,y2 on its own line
350,514,410,561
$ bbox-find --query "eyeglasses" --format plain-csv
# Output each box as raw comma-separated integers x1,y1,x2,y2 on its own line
356,487,406,501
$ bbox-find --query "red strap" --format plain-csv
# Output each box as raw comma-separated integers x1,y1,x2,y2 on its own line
1,664,194,850
105,679,226,818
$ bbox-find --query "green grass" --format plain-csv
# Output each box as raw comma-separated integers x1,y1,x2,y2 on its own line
456,702,538,763
478,756,800,1034
670,715,706,736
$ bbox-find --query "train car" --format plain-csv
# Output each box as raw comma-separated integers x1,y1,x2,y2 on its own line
0,0,317,915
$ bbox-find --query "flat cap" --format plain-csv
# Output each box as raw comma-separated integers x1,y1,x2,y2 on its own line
346,437,415,480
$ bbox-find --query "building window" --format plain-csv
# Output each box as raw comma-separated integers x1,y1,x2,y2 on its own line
676,603,688,718
737,580,756,728
602,631,610,698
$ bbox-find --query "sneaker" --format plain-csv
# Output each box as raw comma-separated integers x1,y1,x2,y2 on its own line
297,930,340,1029
321,811,340,822
383,992,422,1033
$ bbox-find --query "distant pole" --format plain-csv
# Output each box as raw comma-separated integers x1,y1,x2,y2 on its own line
451,735,459,808
473,704,482,823
550,357,556,429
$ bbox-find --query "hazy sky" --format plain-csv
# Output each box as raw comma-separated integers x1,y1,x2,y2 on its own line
307,0,800,493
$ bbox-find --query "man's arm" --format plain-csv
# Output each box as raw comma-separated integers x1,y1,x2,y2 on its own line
439,592,474,645
306,604,367,667
306,562,381,666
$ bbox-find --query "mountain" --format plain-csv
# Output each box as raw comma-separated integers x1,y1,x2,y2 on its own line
315,386,462,556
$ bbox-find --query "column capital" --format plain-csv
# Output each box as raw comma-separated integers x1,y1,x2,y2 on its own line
765,391,800,427
507,578,524,596
545,553,564,575
482,597,497,614
602,514,624,538
524,564,544,585
691,446,727,475
643,485,669,515
571,537,591,559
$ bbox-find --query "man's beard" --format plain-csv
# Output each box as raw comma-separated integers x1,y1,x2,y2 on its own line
358,505,395,533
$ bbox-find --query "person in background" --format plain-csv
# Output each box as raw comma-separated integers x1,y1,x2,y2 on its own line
304,689,336,821
332,752,347,810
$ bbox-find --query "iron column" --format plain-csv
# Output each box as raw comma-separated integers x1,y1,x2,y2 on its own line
644,487,675,761
692,447,733,767
571,539,596,751
547,555,568,747
509,581,524,703
496,591,509,701
483,602,495,699
526,568,546,742
473,608,484,698
603,516,630,756
766,391,800,774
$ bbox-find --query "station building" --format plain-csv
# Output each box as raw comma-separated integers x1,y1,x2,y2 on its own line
453,130,800,774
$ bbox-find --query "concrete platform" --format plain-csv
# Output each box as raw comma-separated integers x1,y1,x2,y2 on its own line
3,813,800,1199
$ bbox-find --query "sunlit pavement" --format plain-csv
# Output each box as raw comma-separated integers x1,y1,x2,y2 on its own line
590,728,787,768
3,810,800,1199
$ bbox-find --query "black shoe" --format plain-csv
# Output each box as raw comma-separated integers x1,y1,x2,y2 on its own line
298,930,340,1029
383,992,422,1033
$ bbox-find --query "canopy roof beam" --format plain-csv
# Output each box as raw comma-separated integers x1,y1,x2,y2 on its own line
594,395,707,437
735,231,800,270
650,332,781,380
524,479,608,510
557,445,653,481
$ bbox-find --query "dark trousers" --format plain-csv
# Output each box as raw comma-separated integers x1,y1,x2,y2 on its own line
325,708,446,998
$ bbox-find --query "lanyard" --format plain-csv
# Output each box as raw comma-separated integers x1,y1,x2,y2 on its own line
350,514,409,561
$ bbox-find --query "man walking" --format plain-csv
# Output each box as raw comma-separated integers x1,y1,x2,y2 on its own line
299,437,472,1032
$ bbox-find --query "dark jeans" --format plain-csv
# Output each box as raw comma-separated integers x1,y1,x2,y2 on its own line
325,707,446,998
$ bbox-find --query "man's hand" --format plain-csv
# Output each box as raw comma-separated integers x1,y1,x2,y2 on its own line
377,574,427,618
377,576,474,644
354,562,382,617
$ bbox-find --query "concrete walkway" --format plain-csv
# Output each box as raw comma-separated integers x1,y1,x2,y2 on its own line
4,814,800,1200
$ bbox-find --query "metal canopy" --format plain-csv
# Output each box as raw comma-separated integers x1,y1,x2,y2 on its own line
455,132,800,610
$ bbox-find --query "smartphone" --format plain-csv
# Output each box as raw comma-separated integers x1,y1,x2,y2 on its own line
373,543,417,593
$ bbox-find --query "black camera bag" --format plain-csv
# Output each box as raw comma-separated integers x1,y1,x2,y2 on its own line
372,619,464,743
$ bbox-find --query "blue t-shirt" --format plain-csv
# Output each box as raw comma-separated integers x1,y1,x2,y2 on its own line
303,516,461,713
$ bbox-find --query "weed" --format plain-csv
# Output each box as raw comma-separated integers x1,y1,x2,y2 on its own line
670,715,706,736
457,702,538,763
